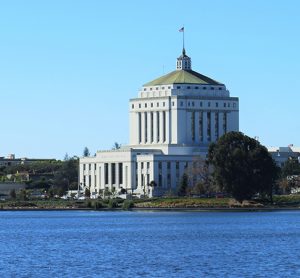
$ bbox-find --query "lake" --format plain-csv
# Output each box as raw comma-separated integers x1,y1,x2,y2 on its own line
0,210,300,277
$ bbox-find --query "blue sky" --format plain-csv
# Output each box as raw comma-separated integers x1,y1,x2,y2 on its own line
1,0,299,159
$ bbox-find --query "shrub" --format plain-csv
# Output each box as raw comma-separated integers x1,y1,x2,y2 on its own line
94,201,103,209
122,200,134,210
108,199,118,209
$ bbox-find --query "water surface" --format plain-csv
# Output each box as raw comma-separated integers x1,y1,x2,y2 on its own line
0,210,300,277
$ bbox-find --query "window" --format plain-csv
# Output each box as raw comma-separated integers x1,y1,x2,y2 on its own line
216,102,218,108
141,162,144,169
112,163,116,184
119,163,123,184
207,112,211,142
143,88,146,91
188,102,190,107
203,87,206,90
228,103,231,107
139,103,141,108
200,102,203,107
224,103,226,108
156,87,159,90
83,164,86,171
192,102,195,107
208,102,211,107
162,87,165,89
150,88,152,91
168,86,171,89
191,112,195,141
145,103,147,108
163,102,165,107
104,163,108,185
172,101,175,106
180,101,183,107
177,86,181,89
233,103,236,108
195,86,199,89
147,162,150,169
187,86,191,89
157,103,159,107
219,87,222,90
89,164,91,170
211,87,214,90
95,164,97,171
132,104,134,109
151,103,153,108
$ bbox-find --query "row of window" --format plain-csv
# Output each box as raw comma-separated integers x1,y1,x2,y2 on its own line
190,112,227,143
83,163,97,171
143,86,224,91
132,101,237,109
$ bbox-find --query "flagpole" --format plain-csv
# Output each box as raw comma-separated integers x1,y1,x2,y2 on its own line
183,28,185,50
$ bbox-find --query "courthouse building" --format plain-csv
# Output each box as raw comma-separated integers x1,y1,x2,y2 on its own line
79,48,239,197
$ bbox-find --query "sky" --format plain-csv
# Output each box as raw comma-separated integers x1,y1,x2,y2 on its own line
1,0,300,159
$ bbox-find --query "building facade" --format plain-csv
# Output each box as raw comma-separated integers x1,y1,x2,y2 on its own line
268,145,300,167
79,49,239,197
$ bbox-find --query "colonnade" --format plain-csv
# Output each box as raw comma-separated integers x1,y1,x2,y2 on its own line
138,111,170,144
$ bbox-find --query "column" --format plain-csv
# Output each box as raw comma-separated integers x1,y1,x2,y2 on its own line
137,162,142,190
170,162,177,189
137,112,141,144
153,111,158,143
147,111,151,144
165,110,170,144
187,111,192,144
162,162,167,188
115,163,119,189
203,112,208,143
141,112,145,144
159,111,164,143
108,163,112,188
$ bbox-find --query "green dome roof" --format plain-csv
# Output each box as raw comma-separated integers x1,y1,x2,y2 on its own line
144,69,223,86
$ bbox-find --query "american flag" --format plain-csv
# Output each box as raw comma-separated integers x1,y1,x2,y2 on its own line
179,27,184,32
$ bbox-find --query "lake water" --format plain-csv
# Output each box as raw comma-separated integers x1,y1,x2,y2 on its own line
0,210,300,278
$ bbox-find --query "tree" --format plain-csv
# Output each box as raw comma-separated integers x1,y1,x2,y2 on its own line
208,132,278,202
83,147,90,157
281,158,300,178
112,142,121,150
185,156,214,196
64,153,70,161
10,189,16,199
84,187,91,198
178,173,188,196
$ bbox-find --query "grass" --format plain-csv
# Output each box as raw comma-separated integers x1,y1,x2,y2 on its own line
1,195,300,209
134,197,231,208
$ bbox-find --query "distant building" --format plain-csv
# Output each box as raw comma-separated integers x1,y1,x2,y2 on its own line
80,46,239,197
268,146,300,167
0,154,55,167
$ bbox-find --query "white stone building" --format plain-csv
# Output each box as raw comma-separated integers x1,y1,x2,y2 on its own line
79,48,239,197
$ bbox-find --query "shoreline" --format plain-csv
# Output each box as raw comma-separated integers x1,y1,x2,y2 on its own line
1,206,300,212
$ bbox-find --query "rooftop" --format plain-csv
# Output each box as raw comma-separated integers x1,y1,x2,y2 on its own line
143,69,223,87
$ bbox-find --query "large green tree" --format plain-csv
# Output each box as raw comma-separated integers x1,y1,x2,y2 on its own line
208,132,278,202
